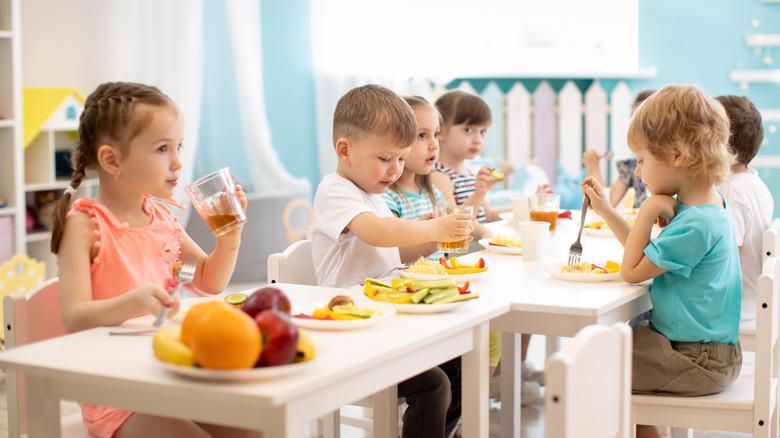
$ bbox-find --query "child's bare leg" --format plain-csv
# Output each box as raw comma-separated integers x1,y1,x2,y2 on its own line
636,425,662,438
200,423,264,438
116,414,211,438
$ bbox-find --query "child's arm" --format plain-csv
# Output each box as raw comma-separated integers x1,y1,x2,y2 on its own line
582,177,632,244
349,211,473,248
620,195,675,284
57,213,178,333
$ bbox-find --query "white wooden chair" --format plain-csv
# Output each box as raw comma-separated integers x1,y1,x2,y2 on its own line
545,323,632,438
632,256,780,438
267,240,403,438
281,198,313,245
3,277,91,438
740,217,780,351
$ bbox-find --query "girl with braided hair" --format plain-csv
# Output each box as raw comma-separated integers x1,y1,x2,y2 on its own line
50,82,257,437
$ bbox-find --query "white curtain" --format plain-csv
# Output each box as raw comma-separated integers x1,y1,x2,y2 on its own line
105,1,205,223
223,0,310,194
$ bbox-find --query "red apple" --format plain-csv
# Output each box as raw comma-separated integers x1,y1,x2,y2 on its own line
254,310,299,367
242,286,291,317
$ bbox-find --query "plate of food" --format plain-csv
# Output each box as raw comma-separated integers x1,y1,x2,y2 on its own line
543,261,622,282
362,277,479,313
583,221,617,237
291,295,396,330
399,256,488,282
478,236,522,255
159,345,325,383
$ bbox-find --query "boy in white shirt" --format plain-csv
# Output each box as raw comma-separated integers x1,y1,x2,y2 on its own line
717,95,774,323
311,84,474,437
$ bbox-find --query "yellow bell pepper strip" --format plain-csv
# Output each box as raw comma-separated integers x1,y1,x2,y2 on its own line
445,267,488,275
449,257,485,269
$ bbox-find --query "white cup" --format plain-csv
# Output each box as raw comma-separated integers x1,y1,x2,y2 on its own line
510,196,531,226
518,221,550,262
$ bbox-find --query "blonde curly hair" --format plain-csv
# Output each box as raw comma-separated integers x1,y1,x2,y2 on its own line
627,84,733,186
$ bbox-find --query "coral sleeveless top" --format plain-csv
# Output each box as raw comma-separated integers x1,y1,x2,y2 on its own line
67,195,184,437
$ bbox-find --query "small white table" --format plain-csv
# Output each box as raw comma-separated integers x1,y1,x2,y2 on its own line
476,216,652,438
0,284,508,438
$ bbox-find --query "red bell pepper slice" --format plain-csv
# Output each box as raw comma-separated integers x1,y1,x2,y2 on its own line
489,242,509,247
558,210,572,220
439,257,453,270
457,281,471,294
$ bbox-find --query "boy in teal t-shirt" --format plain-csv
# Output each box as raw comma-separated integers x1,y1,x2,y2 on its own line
582,85,742,438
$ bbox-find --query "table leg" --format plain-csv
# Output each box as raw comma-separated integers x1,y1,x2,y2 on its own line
24,375,61,438
462,321,490,438
372,386,398,437
500,332,522,438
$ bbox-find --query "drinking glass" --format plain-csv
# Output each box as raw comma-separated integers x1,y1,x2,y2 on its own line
435,205,473,254
529,193,561,233
185,167,247,236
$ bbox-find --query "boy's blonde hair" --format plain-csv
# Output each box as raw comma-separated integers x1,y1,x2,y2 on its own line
333,84,417,149
627,84,733,185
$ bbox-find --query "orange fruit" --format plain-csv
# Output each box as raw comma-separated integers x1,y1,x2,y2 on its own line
190,301,262,370
180,301,223,347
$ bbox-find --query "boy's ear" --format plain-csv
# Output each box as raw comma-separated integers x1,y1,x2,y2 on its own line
672,145,687,167
97,144,122,175
335,138,351,163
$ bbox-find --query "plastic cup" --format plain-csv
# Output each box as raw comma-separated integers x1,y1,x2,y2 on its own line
518,221,550,261
435,205,473,254
529,193,561,232
510,196,531,226
185,167,246,236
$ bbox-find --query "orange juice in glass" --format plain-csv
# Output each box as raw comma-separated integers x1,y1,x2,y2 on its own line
529,194,560,233
435,205,473,254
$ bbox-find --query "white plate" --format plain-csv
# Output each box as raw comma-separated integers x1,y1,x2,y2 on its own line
399,269,486,283
291,302,396,331
542,262,621,282
498,211,514,225
583,226,615,237
478,238,522,255
159,345,325,383
381,300,466,314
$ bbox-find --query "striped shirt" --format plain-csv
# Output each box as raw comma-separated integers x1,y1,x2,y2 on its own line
433,163,487,223
383,186,445,220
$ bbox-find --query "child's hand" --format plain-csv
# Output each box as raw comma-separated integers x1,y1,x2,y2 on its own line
475,166,501,195
432,212,473,243
582,148,602,172
639,195,676,228
138,285,181,320
417,211,434,221
235,183,248,211
581,176,611,214
535,184,554,194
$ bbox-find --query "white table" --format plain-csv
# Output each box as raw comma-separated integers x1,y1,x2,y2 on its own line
474,215,652,438
0,284,508,438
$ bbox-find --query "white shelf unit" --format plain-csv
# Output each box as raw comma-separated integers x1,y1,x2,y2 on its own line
0,0,24,266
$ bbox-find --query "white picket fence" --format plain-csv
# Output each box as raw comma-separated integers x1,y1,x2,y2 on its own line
315,76,641,192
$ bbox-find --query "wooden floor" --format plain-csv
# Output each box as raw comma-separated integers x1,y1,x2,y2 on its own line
0,280,756,437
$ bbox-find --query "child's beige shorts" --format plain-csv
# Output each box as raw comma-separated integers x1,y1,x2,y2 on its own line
632,321,742,396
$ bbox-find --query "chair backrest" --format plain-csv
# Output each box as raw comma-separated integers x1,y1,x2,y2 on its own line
282,198,313,245
267,239,317,286
3,277,69,437
753,256,780,419
0,254,46,342
763,218,780,261
545,322,632,438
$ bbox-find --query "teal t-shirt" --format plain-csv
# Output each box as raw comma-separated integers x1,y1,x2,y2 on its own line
643,197,742,345
382,186,444,220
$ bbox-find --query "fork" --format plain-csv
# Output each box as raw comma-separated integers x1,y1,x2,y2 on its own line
152,253,197,327
568,183,592,272
363,253,421,284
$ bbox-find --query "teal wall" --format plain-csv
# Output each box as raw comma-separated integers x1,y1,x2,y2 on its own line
201,0,780,214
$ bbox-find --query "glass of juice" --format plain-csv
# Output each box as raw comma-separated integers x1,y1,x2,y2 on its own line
435,205,473,254
529,194,560,233
185,167,247,236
